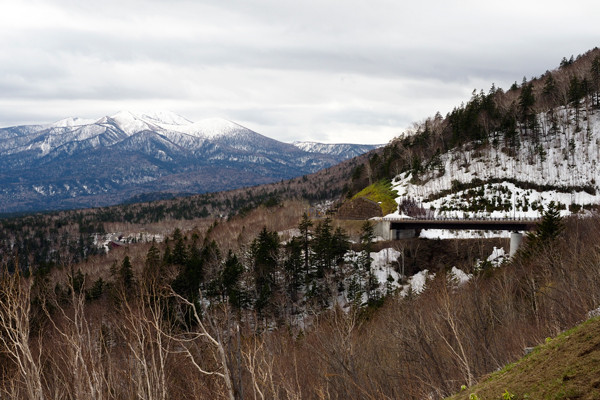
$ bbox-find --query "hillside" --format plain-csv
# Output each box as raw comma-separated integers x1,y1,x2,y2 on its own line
447,316,600,400
349,48,600,221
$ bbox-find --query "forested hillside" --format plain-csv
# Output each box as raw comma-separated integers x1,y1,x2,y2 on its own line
351,48,600,219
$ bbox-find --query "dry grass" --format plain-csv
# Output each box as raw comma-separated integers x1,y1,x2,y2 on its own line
448,317,600,400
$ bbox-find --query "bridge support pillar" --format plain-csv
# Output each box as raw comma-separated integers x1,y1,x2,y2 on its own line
510,232,523,257
374,221,392,241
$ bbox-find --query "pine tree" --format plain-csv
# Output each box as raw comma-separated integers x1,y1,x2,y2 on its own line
542,73,557,104
358,222,376,302
525,201,564,253
331,227,350,269
590,55,600,108
250,227,280,314
312,217,333,278
171,228,188,266
144,240,163,286
221,250,245,309
535,201,564,242
119,255,134,290
298,213,313,279
518,82,535,133
283,237,303,301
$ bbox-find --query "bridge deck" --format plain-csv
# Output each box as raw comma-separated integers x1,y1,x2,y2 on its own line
380,218,539,231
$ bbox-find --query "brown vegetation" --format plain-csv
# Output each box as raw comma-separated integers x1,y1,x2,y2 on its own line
2,212,600,399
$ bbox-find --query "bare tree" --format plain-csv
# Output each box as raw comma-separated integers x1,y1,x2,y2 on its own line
41,274,111,400
0,267,45,400
163,289,236,400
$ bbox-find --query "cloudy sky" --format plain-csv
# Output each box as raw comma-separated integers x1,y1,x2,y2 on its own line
1,0,598,144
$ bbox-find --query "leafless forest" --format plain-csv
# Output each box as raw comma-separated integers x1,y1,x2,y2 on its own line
1,203,599,399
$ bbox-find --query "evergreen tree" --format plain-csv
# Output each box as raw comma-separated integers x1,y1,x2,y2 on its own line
70,268,85,294
162,244,172,266
568,75,585,128
221,250,245,309
518,82,535,133
358,221,376,302
119,255,135,290
87,277,104,300
542,73,557,104
525,201,564,254
250,227,280,314
298,213,313,278
143,241,163,286
171,228,188,266
283,237,303,301
171,240,212,302
534,201,564,243
331,227,350,268
590,55,600,108
312,217,334,278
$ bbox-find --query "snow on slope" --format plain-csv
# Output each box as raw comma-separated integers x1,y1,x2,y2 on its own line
387,107,600,220
49,117,96,128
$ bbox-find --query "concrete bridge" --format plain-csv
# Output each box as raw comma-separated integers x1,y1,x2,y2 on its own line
373,217,540,257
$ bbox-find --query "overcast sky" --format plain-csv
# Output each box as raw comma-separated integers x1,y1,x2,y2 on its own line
1,0,599,144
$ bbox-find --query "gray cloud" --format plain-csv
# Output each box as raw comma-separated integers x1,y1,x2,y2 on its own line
0,0,599,143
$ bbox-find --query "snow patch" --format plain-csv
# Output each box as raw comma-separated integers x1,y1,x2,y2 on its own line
400,269,434,296
449,266,472,286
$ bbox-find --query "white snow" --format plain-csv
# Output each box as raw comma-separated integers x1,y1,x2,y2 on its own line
449,266,472,286
184,118,247,138
49,116,96,128
399,269,433,296
475,246,507,270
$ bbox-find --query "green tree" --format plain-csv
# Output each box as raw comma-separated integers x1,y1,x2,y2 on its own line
542,73,558,105
143,241,163,286
311,217,336,278
171,228,188,266
534,201,564,242
590,55,600,108
525,201,564,254
119,255,134,290
283,237,304,301
518,81,535,133
250,227,280,314
298,213,313,279
221,250,245,309
331,227,350,269
358,222,377,302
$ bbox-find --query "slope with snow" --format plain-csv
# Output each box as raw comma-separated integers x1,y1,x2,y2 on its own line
387,107,600,222
293,141,381,158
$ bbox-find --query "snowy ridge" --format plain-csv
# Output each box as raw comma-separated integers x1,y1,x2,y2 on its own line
387,107,600,220
49,117,96,128
293,141,380,157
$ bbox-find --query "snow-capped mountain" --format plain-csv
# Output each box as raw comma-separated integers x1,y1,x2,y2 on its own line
0,111,379,213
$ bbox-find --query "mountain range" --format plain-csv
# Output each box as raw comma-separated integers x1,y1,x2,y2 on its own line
0,111,380,213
